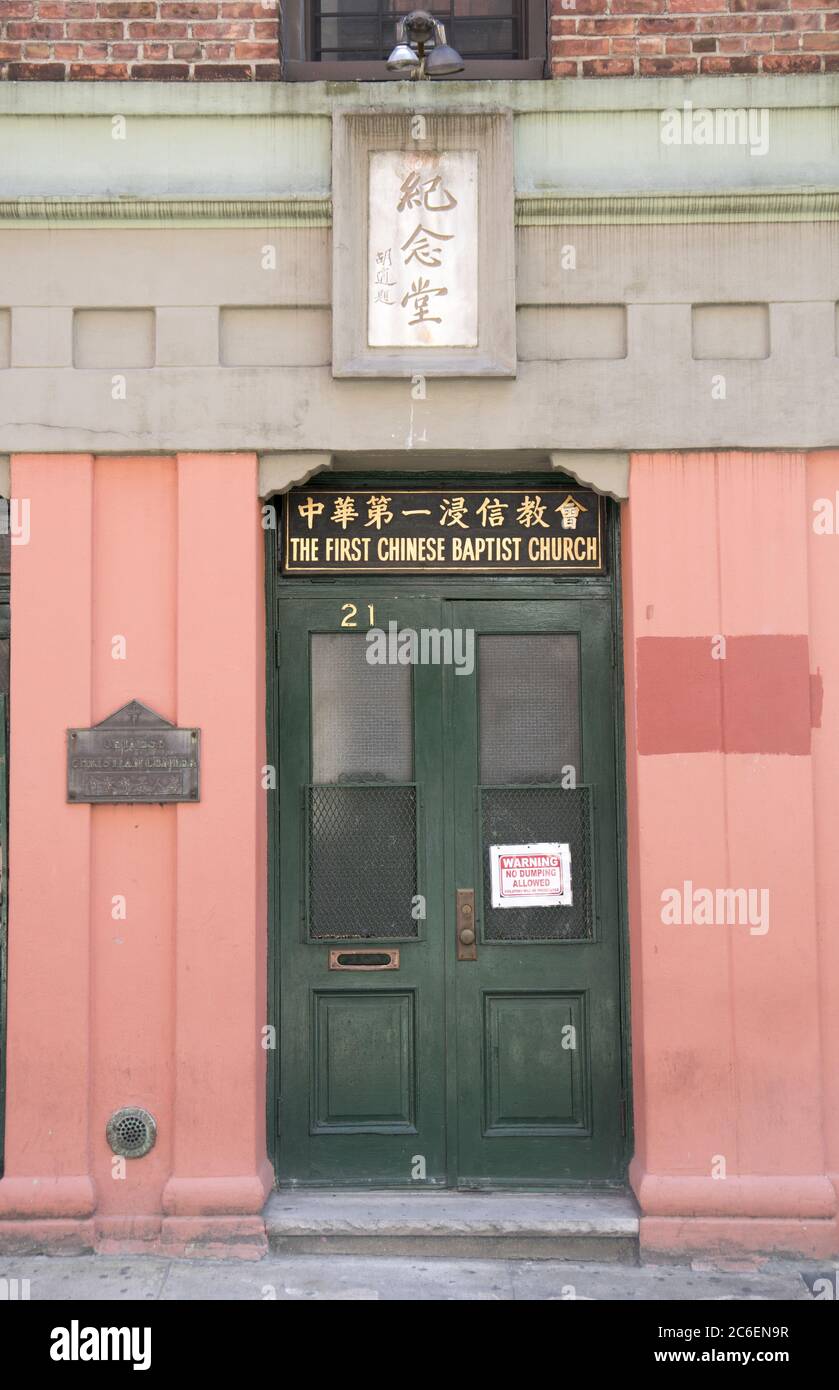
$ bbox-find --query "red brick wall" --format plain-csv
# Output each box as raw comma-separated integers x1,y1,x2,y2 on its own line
0,1,281,79
550,0,839,77
0,0,836,79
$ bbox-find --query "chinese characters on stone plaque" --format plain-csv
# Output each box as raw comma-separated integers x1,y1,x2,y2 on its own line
368,150,479,350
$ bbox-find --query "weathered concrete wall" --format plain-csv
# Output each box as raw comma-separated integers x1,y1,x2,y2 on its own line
0,80,837,455
2,78,837,196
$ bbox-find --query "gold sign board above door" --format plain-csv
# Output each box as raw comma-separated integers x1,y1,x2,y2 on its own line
281,488,604,575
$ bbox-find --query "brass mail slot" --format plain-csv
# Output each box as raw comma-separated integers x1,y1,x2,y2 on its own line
328,949,400,971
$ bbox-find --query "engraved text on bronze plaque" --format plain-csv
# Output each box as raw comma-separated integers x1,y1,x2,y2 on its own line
67,700,200,804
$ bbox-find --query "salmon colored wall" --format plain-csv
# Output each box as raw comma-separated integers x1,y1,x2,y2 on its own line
1,447,836,1261
624,451,839,1259
806,451,839,1229
0,452,271,1257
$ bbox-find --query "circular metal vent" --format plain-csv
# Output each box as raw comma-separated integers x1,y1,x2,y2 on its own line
106,1107,157,1160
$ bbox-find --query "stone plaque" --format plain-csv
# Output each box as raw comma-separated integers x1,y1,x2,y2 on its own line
332,110,515,378
67,700,200,804
368,149,478,350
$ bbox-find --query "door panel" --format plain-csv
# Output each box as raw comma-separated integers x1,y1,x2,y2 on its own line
277,595,447,1185
311,990,416,1132
448,601,623,1184
483,992,588,1134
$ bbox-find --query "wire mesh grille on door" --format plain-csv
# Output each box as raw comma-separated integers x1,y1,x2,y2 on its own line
480,785,594,941
307,784,419,939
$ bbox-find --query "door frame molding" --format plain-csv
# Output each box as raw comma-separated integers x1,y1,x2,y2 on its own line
263,470,633,1185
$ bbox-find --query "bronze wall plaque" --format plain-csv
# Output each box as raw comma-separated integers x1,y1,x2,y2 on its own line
67,700,200,805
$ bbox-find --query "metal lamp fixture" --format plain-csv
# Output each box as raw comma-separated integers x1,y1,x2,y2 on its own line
387,9,465,79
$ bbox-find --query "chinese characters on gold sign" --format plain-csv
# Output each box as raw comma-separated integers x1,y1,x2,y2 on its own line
283,490,603,574
368,150,479,349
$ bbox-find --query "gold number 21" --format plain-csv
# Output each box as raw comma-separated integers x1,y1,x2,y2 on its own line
340,604,376,629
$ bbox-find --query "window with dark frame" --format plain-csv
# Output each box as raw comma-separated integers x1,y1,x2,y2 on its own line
314,0,522,63
282,0,547,78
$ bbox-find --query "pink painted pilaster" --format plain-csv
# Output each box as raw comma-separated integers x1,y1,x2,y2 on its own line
625,451,836,1259
89,456,178,1247
806,451,839,1223
0,450,271,1257
0,454,96,1243
162,453,271,1257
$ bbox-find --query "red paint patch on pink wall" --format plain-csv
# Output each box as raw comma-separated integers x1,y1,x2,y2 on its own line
637,635,813,756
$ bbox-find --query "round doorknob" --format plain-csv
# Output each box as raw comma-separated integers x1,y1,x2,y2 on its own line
459,927,475,946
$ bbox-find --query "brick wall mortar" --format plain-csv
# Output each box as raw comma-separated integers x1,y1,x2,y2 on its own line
0,0,282,77
0,0,836,77
550,0,838,76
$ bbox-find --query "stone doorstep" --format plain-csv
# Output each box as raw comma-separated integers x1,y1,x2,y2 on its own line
264,1190,641,1263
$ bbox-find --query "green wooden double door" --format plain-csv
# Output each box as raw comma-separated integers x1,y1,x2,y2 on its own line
274,590,627,1187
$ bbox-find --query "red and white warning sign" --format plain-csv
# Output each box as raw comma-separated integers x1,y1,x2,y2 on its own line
489,842,573,909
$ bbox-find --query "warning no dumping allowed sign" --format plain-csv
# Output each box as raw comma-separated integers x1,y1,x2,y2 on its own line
490,842,573,909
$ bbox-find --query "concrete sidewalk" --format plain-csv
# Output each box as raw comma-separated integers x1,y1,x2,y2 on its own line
0,1253,825,1301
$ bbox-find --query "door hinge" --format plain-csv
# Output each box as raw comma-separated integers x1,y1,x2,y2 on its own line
276,1096,282,1135
619,1091,627,1137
